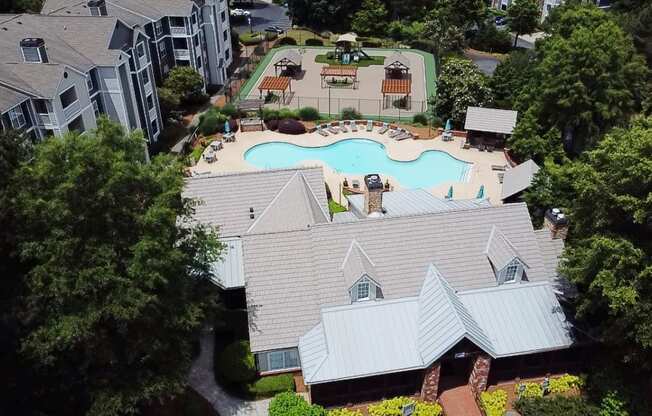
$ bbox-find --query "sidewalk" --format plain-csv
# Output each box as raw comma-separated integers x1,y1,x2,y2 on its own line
188,327,272,416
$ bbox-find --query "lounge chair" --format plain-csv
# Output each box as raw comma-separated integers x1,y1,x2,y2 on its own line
327,124,340,134
350,121,358,132
366,120,374,132
209,140,223,151
203,149,216,163
317,125,329,137
388,127,402,138
395,130,412,141
378,123,390,134
340,123,349,133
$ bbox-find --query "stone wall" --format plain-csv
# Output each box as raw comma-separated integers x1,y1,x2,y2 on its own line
468,354,492,396
420,361,441,402
364,189,383,215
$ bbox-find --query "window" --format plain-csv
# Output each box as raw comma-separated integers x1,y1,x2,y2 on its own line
504,262,519,282
8,105,26,128
158,41,167,58
225,48,230,61
221,10,226,22
92,99,101,117
196,57,202,69
86,74,94,91
34,99,49,114
142,69,150,85
223,29,228,42
146,94,154,110
173,37,188,49
68,114,84,133
22,47,41,63
136,42,146,58
191,14,197,25
151,119,158,135
256,348,300,372
357,280,370,300
59,86,78,109
194,34,199,47
155,20,163,37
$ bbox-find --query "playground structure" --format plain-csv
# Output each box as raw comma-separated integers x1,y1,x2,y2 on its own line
333,33,369,65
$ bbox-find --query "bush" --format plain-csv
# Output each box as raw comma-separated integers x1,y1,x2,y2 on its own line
515,396,599,416
340,107,361,120
413,113,429,125
328,409,363,416
299,106,320,121
409,39,439,54
220,103,238,118
216,340,256,384
269,392,326,416
265,32,279,41
516,382,544,399
278,37,298,46
549,374,584,394
599,391,629,416
247,374,295,397
368,397,442,416
469,24,512,54
265,119,279,131
261,108,280,121
362,39,382,48
278,107,298,120
480,390,507,416
431,116,443,128
198,110,228,136
278,119,307,134
305,38,324,46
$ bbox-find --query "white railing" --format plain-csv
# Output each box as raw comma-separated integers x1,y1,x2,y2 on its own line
174,49,190,59
144,81,153,95
63,101,80,120
170,26,187,35
149,108,157,121
38,113,55,126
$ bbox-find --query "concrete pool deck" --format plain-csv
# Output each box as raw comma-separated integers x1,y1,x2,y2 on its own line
191,130,509,206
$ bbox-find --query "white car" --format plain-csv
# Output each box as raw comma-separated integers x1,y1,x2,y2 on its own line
230,9,251,17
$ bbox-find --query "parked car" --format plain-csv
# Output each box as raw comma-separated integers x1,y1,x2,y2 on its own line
265,26,285,34
230,8,251,17
495,16,507,26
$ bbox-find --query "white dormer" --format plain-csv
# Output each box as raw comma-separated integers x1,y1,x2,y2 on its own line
485,226,529,285
341,240,384,303
349,275,383,302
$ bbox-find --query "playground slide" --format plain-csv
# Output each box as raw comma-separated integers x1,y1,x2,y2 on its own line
342,53,350,64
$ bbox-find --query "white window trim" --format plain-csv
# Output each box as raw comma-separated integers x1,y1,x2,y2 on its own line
8,105,26,128
60,86,78,110
21,46,42,63
86,74,94,91
155,21,164,37
357,280,370,300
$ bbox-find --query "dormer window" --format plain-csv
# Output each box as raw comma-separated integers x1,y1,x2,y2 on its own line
503,261,520,283
350,275,383,302
356,278,370,300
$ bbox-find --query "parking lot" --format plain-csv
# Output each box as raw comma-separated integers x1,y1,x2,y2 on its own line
230,0,291,35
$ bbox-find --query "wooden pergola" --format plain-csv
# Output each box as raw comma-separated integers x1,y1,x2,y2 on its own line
258,76,292,102
320,65,358,89
384,52,411,80
381,79,412,109
273,49,303,77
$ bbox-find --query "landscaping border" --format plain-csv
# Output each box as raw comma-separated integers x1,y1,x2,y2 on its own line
236,45,437,120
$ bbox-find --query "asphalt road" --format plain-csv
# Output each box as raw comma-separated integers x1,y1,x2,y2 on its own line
230,0,291,34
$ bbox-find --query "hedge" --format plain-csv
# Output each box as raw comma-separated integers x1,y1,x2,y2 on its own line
278,107,299,120
412,113,429,125
515,396,599,416
298,106,320,121
548,374,584,394
247,374,295,397
340,107,361,120
368,397,442,416
278,37,298,46
305,38,324,46
480,390,507,416
516,381,544,399
269,392,326,416
278,119,307,134
219,103,239,118
216,340,257,384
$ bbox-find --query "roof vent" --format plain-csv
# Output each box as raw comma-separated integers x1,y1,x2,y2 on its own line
87,0,108,16
20,38,48,63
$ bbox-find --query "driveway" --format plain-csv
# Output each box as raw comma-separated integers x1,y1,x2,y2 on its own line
231,0,291,35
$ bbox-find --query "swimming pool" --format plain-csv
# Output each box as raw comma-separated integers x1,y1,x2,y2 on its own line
244,139,471,189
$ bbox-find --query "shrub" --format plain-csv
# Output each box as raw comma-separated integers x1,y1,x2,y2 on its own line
516,382,544,399
549,374,584,394
278,36,298,46
216,340,256,384
305,38,324,46
412,113,429,125
480,390,508,416
340,107,361,120
368,397,442,416
328,409,363,416
269,392,326,416
247,374,295,397
362,39,382,48
469,24,512,54
261,108,280,121
278,107,298,119
515,396,599,416
599,391,629,416
198,110,228,136
431,116,443,128
220,103,238,118
409,39,439,54
278,119,307,134
265,119,279,131
299,106,320,121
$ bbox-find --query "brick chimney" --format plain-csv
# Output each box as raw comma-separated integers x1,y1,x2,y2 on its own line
544,208,569,240
363,174,384,217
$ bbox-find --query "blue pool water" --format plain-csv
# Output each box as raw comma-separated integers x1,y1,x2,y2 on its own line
244,139,471,189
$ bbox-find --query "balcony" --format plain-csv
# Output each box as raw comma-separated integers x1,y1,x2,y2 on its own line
38,113,56,127
170,26,188,36
174,49,191,60
63,100,81,120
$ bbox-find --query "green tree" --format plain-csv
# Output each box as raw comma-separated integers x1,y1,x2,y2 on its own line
163,67,206,105
490,49,536,109
525,116,652,369
431,57,493,126
157,87,181,120
12,118,222,415
422,13,466,69
351,0,388,36
507,0,540,47
287,0,361,31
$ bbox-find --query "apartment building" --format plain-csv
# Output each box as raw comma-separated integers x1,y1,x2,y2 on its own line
0,13,162,142
42,0,233,87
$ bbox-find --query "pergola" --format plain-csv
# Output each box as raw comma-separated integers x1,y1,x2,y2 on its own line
384,52,410,80
320,65,358,89
258,76,292,102
273,49,302,77
381,79,412,109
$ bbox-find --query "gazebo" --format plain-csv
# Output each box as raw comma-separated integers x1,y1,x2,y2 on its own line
384,52,410,80
320,65,358,89
258,76,292,103
381,79,411,109
273,49,302,77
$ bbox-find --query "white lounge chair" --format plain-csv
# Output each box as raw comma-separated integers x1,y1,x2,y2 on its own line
350,121,358,132
366,120,374,132
317,125,329,137
388,127,401,138
378,123,390,134
340,123,349,133
327,124,340,134
395,130,412,141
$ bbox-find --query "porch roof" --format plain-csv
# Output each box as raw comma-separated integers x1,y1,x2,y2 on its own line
381,79,411,95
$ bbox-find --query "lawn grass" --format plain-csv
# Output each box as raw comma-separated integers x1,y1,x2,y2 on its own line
240,31,263,45
285,29,333,46
329,199,347,214
315,54,385,67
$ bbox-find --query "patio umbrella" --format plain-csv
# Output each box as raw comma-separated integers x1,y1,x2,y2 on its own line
224,121,231,134
446,186,453,199
445,119,452,132
476,185,485,199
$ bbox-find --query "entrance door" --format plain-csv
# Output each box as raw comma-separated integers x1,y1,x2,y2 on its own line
439,356,473,391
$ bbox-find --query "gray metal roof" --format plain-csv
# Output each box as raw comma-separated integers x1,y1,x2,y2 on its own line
460,282,575,357
42,0,196,23
184,167,328,238
210,238,245,289
347,189,491,219
464,106,518,135
275,49,302,66
485,225,528,271
384,52,410,68
244,203,552,352
332,211,357,223
501,160,540,200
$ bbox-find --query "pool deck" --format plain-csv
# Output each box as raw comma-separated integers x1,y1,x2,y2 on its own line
191,130,508,206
